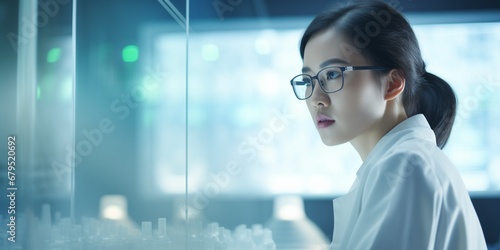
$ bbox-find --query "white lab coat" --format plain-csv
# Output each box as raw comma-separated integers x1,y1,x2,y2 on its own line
330,114,487,250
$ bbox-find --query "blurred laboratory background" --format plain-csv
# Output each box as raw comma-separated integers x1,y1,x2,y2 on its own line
1,0,500,249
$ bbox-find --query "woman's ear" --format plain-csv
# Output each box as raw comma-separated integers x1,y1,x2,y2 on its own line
384,69,405,101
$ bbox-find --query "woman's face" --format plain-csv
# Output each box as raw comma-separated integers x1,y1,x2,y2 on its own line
303,28,388,146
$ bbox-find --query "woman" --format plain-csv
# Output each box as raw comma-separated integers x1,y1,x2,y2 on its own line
290,1,487,249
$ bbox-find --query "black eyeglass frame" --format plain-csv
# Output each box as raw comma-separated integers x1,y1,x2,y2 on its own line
290,66,390,100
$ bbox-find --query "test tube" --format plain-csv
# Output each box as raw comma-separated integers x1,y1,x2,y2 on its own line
142,221,153,239
157,218,172,250
138,221,154,250
158,218,167,237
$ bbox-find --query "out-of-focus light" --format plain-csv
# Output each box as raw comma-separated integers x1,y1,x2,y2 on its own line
255,38,271,55
61,77,73,102
122,45,139,62
202,44,219,62
100,195,128,221
36,85,41,100
158,172,185,194
278,204,303,220
47,48,61,63
274,195,305,221
103,205,125,220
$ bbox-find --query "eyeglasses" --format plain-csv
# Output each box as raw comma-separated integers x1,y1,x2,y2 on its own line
290,66,389,100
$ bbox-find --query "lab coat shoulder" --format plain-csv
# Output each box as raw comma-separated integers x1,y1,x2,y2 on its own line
366,138,439,191
346,138,487,250
345,139,443,249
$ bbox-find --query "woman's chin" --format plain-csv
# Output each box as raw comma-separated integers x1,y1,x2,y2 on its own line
320,136,345,146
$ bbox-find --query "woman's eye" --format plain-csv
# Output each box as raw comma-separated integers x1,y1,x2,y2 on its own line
326,70,341,80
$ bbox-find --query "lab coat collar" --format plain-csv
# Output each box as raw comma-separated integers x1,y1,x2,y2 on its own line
356,114,436,178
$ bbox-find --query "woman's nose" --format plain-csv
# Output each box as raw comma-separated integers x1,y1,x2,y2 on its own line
309,80,330,108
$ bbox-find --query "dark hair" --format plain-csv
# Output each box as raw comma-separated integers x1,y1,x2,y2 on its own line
299,0,456,148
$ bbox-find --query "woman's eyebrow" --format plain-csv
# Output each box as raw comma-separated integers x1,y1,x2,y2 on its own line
302,58,349,73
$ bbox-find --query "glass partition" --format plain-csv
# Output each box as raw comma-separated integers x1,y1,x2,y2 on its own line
1,0,191,249
0,0,76,249
73,0,189,248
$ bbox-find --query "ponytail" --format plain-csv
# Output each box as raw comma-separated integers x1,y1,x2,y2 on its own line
415,72,457,148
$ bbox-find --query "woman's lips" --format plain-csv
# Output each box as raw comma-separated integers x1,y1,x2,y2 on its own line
316,114,335,128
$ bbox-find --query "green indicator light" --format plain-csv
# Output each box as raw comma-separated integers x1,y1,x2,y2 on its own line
47,48,61,63
122,45,139,62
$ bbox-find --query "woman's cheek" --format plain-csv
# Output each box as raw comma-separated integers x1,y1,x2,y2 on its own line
339,82,382,134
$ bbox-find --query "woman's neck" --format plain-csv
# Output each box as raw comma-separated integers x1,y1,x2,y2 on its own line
350,102,408,161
